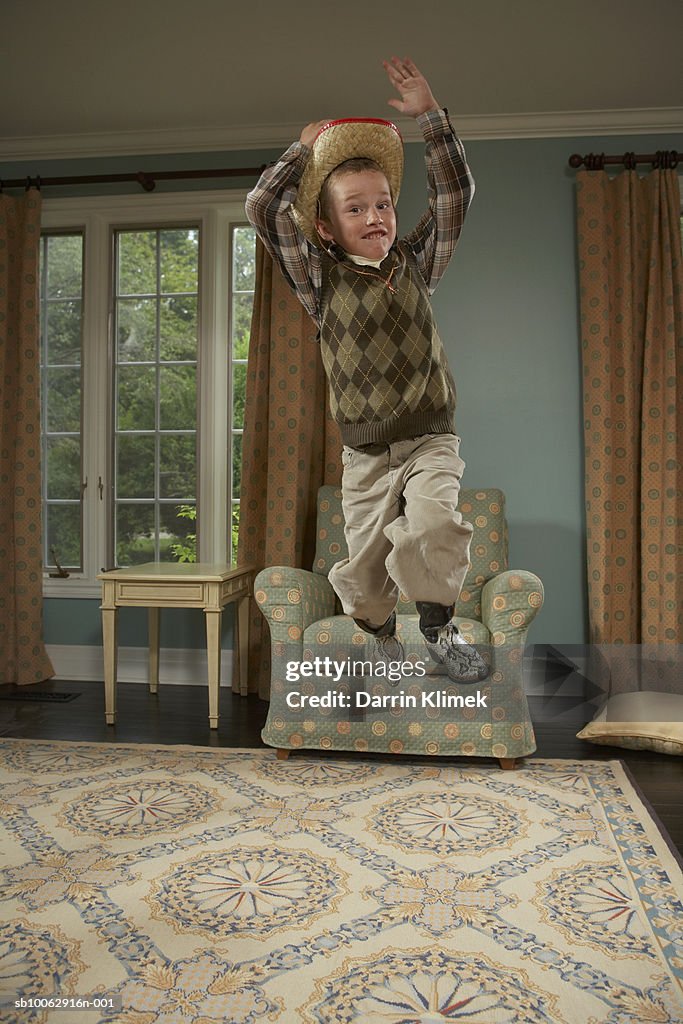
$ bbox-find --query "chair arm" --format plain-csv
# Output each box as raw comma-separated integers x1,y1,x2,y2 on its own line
481,570,544,645
254,566,337,643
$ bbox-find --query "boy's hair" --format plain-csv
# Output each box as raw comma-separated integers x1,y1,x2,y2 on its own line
317,157,388,222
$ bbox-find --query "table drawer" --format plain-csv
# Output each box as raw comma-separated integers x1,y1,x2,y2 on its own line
116,582,206,604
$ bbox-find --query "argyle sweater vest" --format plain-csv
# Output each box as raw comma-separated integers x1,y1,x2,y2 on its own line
319,245,457,447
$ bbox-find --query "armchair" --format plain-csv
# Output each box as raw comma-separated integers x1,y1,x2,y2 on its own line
254,486,543,768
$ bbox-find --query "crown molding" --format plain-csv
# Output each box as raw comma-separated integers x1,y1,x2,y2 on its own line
1,108,682,162
429,107,683,142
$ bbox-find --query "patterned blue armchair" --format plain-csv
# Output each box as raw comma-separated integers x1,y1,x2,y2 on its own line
254,486,543,768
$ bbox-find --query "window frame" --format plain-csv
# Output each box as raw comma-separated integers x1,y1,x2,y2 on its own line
41,189,250,598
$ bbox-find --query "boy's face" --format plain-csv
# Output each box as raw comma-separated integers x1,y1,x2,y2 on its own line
315,169,397,261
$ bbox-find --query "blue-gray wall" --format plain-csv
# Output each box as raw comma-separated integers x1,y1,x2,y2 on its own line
6,127,681,650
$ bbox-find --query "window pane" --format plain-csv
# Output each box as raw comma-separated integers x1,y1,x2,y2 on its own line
231,504,240,564
117,435,156,498
232,433,242,499
232,293,253,361
46,235,82,298
116,503,156,565
46,367,81,432
232,363,247,429
118,231,157,295
160,435,196,499
160,503,196,563
160,296,197,361
159,365,196,430
117,297,157,362
46,505,81,569
117,365,156,431
160,228,198,294
233,227,256,291
45,299,82,363
46,437,81,500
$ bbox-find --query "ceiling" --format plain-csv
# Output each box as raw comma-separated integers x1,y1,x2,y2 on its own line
2,0,682,160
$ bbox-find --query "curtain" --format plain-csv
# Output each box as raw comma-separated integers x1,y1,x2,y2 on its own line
237,240,341,698
0,190,55,684
576,167,682,660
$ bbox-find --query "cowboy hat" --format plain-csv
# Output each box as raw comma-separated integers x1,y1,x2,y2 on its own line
293,117,404,245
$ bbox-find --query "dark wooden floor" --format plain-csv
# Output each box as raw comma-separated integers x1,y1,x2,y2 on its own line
1,678,681,858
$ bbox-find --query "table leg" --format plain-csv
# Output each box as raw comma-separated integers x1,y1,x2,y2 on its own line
205,609,222,729
237,592,250,697
102,606,118,725
148,607,160,694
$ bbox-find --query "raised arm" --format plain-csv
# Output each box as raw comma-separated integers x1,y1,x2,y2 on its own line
383,57,475,293
244,136,324,321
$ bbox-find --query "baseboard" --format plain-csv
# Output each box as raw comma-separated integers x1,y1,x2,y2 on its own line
46,644,234,687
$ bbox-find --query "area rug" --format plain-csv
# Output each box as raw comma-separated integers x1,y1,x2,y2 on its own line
1,741,682,1023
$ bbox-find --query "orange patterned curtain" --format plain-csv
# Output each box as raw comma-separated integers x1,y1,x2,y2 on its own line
576,167,682,646
237,240,341,698
0,190,55,684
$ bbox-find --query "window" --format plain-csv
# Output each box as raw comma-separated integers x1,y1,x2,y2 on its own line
113,226,199,565
229,226,256,562
39,232,85,574
39,191,255,597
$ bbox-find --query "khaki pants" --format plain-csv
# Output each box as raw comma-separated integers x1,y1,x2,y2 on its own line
328,433,473,628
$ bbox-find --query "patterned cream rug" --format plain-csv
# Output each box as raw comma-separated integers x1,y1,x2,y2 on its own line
1,740,682,1023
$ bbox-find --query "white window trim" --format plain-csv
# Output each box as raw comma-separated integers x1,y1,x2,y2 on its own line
41,189,249,598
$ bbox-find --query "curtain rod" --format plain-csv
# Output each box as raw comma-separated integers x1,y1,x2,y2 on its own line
0,165,268,192
4,150,679,187
569,150,679,170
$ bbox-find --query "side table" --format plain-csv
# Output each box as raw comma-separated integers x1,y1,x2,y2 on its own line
98,562,254,729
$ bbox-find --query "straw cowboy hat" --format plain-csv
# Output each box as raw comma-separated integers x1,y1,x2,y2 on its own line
293,117,404,245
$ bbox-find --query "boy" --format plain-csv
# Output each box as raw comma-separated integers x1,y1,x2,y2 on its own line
246,56,487,682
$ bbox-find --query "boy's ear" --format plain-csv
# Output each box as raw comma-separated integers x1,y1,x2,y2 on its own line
315,217,334,243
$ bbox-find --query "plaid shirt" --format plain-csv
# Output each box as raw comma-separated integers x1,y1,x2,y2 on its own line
245,108,475,325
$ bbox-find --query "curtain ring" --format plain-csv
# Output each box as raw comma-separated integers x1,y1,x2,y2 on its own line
623,152,636,170
653,150,676,169
25,176,32,191
585,153,605,171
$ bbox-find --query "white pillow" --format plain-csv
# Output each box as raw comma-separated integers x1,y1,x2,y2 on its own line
576,690,683,756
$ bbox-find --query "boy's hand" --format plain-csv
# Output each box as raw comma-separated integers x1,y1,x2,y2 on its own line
383,56,440,117
300,120,330,148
